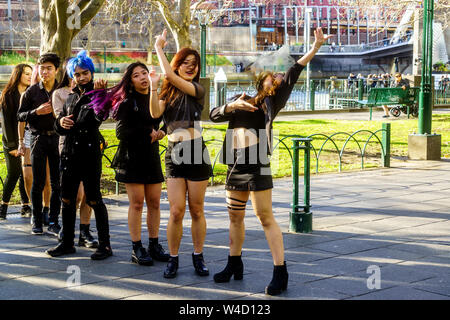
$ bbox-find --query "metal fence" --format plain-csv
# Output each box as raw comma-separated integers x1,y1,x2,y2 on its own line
209,78,449,111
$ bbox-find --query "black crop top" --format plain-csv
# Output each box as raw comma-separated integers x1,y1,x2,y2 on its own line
227,103,266,134
163,81,205,135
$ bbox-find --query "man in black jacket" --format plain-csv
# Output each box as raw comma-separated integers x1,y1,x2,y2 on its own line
17,53,61,235
45,51,112,260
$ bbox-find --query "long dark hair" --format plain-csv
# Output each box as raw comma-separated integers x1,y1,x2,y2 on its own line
56,59,72,90
159,48,201,105
90,62,149,120
0,63,32,109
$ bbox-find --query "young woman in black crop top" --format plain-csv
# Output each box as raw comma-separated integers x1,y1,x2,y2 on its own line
210,27,332,296
150,29,212,279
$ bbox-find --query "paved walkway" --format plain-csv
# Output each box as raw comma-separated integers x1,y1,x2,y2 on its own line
0,159,449,300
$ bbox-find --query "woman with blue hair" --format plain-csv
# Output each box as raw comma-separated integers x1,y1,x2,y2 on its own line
46,51,112,260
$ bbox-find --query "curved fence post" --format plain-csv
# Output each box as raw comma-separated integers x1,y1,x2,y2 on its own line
289,137,313,234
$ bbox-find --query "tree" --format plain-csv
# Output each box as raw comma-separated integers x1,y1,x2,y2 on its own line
149,0,234,51
12,2,40,62
39,0,106,63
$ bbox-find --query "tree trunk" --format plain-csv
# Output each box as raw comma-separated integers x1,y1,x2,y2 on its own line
39,0,105,79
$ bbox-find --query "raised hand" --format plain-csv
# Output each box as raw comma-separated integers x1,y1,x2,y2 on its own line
313,27,333,47
149,66,161,88
94,79,108,90
155,29,168,50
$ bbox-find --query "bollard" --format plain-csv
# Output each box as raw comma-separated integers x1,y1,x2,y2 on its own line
309,80,315,111
381,123,391,167
289,138,313,233
214,67,227,108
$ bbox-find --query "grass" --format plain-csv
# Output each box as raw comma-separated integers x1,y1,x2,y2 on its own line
1,114,449,204
0,52,36,65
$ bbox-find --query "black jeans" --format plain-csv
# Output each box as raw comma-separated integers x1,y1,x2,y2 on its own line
60,153,110,247
30,134,61,225
2,149,29,204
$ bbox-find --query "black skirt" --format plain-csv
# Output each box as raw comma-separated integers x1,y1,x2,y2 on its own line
113,140,164,185
165,138,212,181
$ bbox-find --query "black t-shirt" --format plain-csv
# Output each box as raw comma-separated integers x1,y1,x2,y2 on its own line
162,81,205,135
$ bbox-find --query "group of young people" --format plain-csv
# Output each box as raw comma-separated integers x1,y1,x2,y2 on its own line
0,27,330,295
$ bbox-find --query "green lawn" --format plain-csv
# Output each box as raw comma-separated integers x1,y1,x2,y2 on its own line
1,114,449,204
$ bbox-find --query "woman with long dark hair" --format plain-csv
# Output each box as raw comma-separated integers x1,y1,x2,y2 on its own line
150,29,212,278
210,28,331,295
90,62,169,265
0,64,32,219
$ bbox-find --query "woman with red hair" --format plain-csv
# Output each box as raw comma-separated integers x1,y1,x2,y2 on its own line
150,29,212,279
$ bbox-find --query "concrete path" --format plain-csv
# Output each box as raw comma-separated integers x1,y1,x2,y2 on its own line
0,159,449,301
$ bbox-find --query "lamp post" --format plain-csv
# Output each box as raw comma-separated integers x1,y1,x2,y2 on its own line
418,0,433,135
408,0,441,160
193,2,216,78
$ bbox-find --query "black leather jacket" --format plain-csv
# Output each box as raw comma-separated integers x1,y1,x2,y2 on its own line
54,81,103,159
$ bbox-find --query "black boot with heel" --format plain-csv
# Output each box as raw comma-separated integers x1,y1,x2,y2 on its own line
213,255,244,283
265,262,288,296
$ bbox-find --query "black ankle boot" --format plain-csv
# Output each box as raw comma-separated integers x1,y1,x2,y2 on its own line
91,243,113,260
148,239,170,262
42,207,49,226
0,204,7,220
79,224,99,248
164,256,179,278
192,253,209,276
213,255,244,283
131,247,153,266
265,262,288,296
20,205,32,218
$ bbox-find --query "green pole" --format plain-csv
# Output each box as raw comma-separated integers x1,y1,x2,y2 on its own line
103,45,106,73
382,123,391,167
289,138,313,233
309,80,315,111
358,78,364,101
200,23,207,78
418,0,433,134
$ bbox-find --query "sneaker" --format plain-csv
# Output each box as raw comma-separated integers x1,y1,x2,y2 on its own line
47,223,62,237
31,223,44,235
382,115,390,118
42,207,50,226
148,242,170,262
21,205,32,218
46,242,76,257
91,244,113,260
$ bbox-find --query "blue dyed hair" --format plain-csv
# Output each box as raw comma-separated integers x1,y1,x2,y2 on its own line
66,50,95,79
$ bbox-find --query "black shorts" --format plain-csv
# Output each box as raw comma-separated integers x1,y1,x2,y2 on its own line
225,163,273,191
165,138,212,181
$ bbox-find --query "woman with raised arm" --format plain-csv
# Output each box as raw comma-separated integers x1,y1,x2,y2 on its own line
150,29,212,279
209,28,332,296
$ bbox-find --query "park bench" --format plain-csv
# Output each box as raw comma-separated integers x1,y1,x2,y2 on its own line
357,87,420,120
